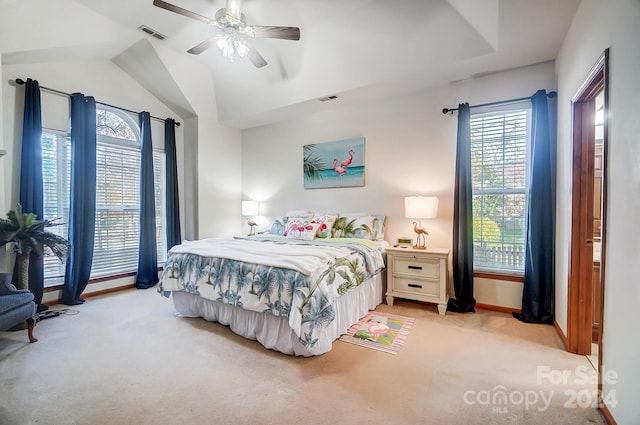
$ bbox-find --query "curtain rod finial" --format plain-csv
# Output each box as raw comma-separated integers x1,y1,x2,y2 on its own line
15,78,26,85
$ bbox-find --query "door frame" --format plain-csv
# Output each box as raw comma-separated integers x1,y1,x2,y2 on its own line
567,49,609,359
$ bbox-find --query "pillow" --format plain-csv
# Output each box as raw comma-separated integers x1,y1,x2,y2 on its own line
337,212,371,217
269,216,288,235
283,217,307,236
285,222,321,241
285,210,313,218
371,214,387,241
331,215,375,239
310,213,339,238
269,213,314,236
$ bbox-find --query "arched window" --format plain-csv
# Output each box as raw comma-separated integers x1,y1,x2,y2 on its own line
96,108,138,141
93,107,143,277
42,107,166,285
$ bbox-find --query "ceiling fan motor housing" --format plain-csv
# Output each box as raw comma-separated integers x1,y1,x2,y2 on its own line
215,8,246,33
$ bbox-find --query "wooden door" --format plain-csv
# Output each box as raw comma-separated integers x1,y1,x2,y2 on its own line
567,49,608,356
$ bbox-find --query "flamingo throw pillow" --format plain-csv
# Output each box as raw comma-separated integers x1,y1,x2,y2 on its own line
310,213,339,238
285,221,321,241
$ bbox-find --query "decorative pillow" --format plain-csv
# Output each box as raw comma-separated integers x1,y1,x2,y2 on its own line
310,213,339,238
285,222,321,241
283,214,314,234
270,213,314,236
269,216,288,235
283,217,305,236
371,214,387,241
331,215,375,239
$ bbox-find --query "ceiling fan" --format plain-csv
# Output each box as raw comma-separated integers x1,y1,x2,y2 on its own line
153,0,300,68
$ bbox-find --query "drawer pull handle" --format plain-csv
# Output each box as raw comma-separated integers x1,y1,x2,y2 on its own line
408,283,423,289
408,265,422,270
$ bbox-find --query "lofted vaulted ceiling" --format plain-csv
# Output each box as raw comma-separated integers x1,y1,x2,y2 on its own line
2,0,580,129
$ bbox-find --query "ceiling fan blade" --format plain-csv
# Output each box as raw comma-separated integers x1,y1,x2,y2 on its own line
246,25,300,41
226,0,243,20
246,47,268,68
153,0,215,25
187,37,216,55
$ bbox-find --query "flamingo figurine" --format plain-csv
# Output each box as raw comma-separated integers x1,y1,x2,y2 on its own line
340,149,354,168
412,221,429,249
246,218,257,236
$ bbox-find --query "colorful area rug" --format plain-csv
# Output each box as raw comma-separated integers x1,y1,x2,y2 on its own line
339,311,414,354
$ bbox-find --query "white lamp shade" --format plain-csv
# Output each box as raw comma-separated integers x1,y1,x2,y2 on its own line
241,201,260,217
405,196,438,219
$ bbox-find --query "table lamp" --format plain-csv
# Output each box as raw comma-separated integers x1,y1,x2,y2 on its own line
241,200,260,236
404,196,438,249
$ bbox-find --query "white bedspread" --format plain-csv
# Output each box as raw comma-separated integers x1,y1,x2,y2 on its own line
161,237,387,352
169,238,351,276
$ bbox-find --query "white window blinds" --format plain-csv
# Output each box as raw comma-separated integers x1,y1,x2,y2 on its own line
42,131,71,284
41,107,166,286
470,109,530,273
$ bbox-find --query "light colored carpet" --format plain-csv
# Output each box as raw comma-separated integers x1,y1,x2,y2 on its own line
1,289,605,425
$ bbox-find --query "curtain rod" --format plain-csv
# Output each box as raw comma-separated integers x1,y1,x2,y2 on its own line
15,78,180,126
442,91,557,115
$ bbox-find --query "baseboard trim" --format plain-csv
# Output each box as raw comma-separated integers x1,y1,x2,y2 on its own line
475,303,521,315
82,284,137,299
553,319,569,351
43,283,136,306
599,402,617,425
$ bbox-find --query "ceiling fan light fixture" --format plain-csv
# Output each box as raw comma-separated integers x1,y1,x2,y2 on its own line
153,0,300,68
233,37,250,57
216,34,235,60
217,33,250,61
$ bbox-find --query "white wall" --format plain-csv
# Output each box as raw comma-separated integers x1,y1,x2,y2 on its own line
556,0,640,423
150,43,243,241
242,61,556,309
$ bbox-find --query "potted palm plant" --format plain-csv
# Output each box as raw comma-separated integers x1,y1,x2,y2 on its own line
0,204,69,290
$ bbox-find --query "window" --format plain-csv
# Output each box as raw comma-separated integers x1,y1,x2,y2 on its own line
42,131,71,283
471,108,530,274
42,107,167,286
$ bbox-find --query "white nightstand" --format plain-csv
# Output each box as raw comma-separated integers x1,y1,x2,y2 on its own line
385,246,450,315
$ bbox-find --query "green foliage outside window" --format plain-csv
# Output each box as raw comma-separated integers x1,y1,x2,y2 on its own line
473,216,501,245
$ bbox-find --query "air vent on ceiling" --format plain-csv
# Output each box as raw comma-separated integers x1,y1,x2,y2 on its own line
318,95,338,102
138,25,167,41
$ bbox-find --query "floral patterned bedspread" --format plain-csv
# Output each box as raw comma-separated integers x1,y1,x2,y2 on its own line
158,237,386,349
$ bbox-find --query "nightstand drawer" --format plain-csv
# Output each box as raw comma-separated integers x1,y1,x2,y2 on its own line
393,277,440,297
393,257,441,279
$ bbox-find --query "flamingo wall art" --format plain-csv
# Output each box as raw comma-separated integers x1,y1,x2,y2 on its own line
303,137,365,189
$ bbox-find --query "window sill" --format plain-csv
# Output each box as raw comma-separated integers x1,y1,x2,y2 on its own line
474,271,523,283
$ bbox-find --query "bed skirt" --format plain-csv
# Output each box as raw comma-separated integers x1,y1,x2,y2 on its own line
171,272,384,356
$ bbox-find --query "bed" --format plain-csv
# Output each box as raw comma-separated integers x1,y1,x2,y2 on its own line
158,212,387,356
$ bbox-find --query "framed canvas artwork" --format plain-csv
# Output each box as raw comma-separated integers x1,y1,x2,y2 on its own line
303,137,365,189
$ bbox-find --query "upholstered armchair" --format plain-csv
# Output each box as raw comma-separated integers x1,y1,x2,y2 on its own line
0,273,37,342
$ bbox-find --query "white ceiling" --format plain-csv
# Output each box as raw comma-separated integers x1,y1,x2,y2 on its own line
8,0,581,129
